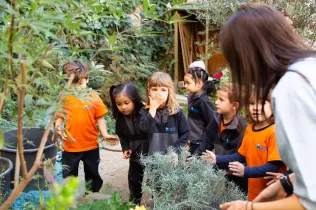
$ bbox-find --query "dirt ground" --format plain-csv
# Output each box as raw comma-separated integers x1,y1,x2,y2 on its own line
78,145,130,199
77,143,154,207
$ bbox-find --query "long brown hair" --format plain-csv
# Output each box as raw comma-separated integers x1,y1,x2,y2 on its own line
220,3,316,105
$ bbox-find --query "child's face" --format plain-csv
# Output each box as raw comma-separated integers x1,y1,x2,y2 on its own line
115,94,135,116
184,74,202,94
71,78,88,90
215,90,237,115
248,97,273,124
149,86,169,108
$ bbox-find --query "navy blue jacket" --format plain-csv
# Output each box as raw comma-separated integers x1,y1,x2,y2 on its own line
187,91,215,144
194,112,247,156
139,107,189,155
116,112,149,162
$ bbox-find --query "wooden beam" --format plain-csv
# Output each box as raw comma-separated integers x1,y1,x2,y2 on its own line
174,12,179,89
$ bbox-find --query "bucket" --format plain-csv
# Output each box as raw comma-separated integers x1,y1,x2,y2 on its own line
0,157,13,204
0,128,56,191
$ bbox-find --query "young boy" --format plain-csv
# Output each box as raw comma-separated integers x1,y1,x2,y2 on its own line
194,83,248,194
55,60,118,192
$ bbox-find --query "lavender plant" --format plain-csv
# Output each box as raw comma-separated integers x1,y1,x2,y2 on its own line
141,148,246,210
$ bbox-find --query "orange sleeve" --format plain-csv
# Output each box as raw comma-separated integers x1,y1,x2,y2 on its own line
267,132,282,162
91,92,108,118
238,126,250,156
55,96,69,119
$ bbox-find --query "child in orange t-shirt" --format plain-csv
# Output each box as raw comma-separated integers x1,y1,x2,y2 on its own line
55,60,118,192
204,89,286,201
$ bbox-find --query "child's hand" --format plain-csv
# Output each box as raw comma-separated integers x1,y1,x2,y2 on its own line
264,172,284,185
171,152,179,168
202,150,216,164
123,150,132,159
186,156,195,166
149,96,163,110
228,161,244,177
103,134,120,145
55,125,67,141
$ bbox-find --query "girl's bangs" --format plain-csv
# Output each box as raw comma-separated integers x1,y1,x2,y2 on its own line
148,75,172,88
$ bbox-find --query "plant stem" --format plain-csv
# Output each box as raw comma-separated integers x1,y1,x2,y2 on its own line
0,88,9,114
7,5,15,79
0,74,75,210
17,63,28,178
14,152,20,187
1,0,16,115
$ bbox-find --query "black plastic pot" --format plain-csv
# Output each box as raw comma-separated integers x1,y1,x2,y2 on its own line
0,157,13,204
0,128,56,192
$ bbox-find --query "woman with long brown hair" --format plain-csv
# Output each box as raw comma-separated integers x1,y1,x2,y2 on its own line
217,3,316,210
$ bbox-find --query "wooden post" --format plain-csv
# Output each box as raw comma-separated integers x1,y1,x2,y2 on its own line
205,18,209,71
174,11,179,90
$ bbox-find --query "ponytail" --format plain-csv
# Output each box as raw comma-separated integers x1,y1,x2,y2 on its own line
203,80,216,96
109,85,119,119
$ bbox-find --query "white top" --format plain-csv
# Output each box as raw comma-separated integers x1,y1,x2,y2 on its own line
272,57,316,209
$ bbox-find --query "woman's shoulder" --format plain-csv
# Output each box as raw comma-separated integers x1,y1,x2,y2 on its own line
274,57,316,98
287,57,316,87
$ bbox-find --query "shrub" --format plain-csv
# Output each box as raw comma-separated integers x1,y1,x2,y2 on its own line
141,149,247,210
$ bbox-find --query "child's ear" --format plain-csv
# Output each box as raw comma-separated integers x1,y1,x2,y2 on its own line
197,80,203,88
233,102,239,110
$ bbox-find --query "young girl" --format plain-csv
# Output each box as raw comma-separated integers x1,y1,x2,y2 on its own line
140,72,189,155
184,60,216,154
204,90,286,201
110,82,149,205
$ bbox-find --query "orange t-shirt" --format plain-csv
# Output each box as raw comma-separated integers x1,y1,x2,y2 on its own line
238,124,286,201
56,91,108,152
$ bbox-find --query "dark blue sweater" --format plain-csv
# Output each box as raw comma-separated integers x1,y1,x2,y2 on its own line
216,153,284,178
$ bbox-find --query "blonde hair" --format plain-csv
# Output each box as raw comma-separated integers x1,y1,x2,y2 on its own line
146,72,179,115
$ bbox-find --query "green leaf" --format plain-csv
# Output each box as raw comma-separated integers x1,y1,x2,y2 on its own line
148,5,157,15
42,60,55,70
0,131,4,149
143,0,149,15
24,94,34,107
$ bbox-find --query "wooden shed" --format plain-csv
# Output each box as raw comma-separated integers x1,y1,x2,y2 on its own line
172,6,227,86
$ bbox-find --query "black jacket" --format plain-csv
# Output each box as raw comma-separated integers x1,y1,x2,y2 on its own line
187,91,215,144
194,112,247,156
139,106,189,155
116,112,149,162
194,112,249,194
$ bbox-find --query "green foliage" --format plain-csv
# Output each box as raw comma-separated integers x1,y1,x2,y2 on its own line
261,0,316,45
184,0,245,30
183,0,316,46
103,109,116,135
45,177,80,210
76,192,134,210
141,149,247,210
